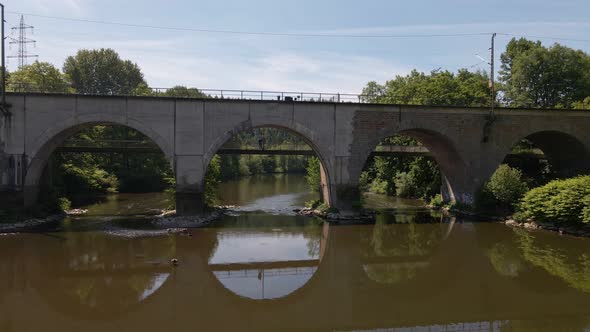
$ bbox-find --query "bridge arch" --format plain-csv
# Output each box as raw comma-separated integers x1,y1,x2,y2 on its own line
357,127,470,203
24,119,174,206
203,121,334,206
496,130,590,179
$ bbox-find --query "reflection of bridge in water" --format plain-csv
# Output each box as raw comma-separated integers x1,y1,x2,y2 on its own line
2,222,590,331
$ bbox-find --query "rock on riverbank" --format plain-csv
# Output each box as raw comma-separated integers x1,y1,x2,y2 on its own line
150,209,225,229
505,219,590,237
295,207,376,223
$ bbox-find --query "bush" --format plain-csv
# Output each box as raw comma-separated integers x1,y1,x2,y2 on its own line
306,199,321,209
485,164,529,206
204,155,221,206
306,157,321,193
359,171,371,192
58,197,72,211
60,164,119,194
394,172,414,197
581,196,590,223
429,194,444,208
369,179,388,195
518,176,590,224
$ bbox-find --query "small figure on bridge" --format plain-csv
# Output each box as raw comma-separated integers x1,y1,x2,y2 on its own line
258,136,266,151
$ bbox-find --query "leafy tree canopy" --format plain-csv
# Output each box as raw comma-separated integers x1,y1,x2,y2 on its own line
7,61,71,93
63,48,146,95
499,38,590,108
362,69,490,107
163,85,208,98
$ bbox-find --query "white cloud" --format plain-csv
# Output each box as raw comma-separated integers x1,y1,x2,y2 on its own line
8,0,88,16
34,32,409,93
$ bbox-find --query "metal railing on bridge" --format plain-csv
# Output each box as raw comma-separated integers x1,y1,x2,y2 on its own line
6,82,370,103
55,139,433,156
55,139,162,154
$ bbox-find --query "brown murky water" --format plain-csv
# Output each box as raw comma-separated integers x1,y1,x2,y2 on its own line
2,174,590,331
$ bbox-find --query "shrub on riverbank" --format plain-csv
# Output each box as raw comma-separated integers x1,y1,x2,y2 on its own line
516,176,590,224
60,163,119,194
476,164,528,212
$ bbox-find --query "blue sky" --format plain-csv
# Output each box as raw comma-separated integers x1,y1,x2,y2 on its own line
4,0,590,93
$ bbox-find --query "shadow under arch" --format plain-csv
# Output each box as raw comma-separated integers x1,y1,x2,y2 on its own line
363,127,469,203
23,120,175,205
203,121,333,205
501,130,590,178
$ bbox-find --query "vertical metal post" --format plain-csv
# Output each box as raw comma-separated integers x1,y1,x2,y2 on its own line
1,3,6,106
490,32,496,113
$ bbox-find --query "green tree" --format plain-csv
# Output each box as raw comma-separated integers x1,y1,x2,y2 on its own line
163,86,208,98
361,69,490,106
7,61,71,93
63,48,146,95
499,38,590,108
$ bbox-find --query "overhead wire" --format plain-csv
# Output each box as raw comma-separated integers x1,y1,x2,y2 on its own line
7,11,590,43
6,11,494,39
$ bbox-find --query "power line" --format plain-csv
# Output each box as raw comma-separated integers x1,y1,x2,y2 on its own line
8,11,590,44
497,32,590,43
6,11,493,39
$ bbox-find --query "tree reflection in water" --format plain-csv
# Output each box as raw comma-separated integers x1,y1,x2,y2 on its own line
362,215,445,285
486,242,526,278
513,228,590,293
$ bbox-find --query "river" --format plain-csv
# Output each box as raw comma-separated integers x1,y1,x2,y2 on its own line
2,173,590,331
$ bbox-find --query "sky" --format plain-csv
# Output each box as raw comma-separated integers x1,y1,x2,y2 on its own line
4,0,590,94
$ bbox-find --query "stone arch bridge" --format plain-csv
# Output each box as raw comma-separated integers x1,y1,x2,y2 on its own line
1,93,589,214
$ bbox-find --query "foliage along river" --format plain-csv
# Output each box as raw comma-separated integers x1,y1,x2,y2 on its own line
3,174,590,331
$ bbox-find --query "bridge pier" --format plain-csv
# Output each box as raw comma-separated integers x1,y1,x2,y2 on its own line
175,155,206,216
175,192,205,215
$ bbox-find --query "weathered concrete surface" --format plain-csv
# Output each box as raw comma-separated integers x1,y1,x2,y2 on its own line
2,93,590,214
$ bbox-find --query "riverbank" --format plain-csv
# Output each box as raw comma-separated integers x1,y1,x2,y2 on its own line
505,219,590,238
0,213,65,233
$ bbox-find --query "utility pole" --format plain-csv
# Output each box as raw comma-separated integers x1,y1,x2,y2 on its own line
1,3,6,107
482,32,497,143
8,15,38,69
490,32,496,115
0,3,8,115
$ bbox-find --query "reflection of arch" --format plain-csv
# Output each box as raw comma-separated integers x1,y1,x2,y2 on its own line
502,130,590,178
24,119,174,205
361,127,469,202
204,122,333,205
205,221,329,302
33,233,177,321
